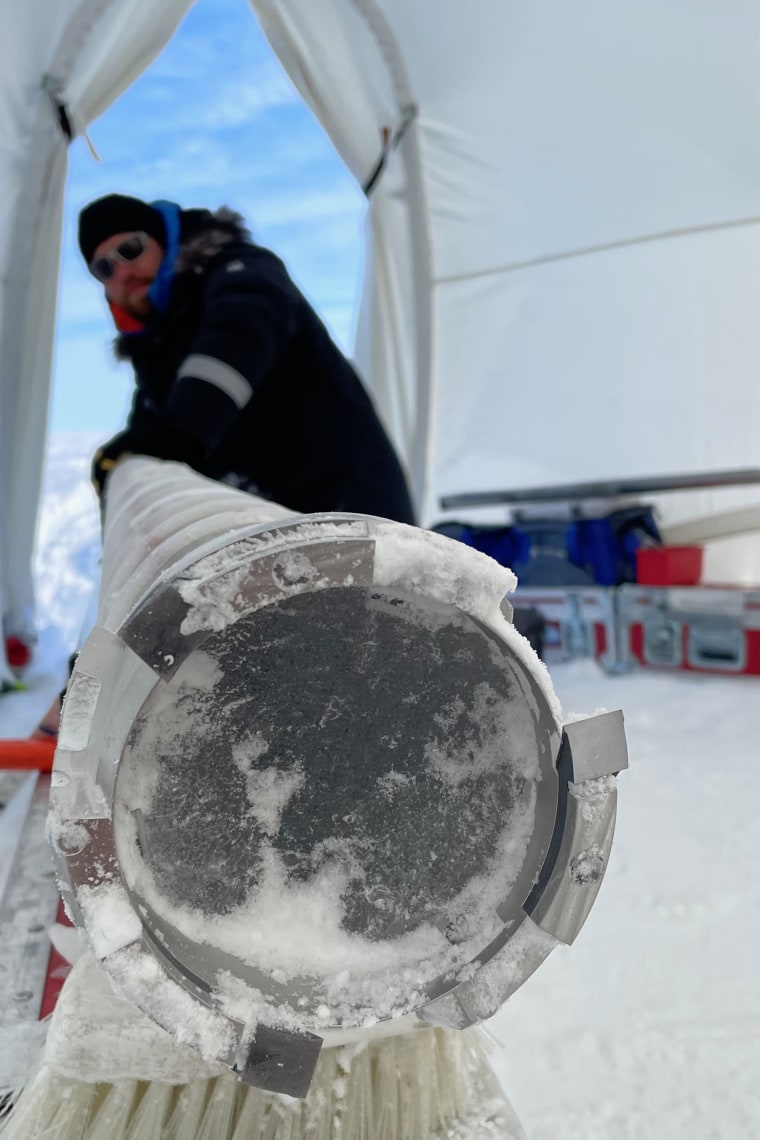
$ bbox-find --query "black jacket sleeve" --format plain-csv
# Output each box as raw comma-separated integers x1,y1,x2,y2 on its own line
164,248,299,453
92,426,203,495
126,388,162,435
92,388,208,497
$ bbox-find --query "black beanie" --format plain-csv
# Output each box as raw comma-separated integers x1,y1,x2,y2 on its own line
78,194,166,264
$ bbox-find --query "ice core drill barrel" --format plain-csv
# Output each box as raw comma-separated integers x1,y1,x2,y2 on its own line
49,458,627,1098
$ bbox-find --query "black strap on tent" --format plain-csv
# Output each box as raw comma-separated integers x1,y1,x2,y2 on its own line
41,75,73,142
363,104,417,196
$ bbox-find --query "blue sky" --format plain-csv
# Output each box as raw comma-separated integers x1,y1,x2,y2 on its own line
51,0,366,435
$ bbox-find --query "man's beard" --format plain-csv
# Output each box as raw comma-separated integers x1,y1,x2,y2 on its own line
122,289,154,320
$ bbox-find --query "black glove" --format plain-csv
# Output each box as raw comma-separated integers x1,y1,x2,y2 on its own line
91,423,206,497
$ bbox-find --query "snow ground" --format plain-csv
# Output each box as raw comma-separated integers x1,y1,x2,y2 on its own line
490,662,759,1140
2,436,759,1138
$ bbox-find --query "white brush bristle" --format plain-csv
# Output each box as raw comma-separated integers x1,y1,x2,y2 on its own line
0,1027,523,1140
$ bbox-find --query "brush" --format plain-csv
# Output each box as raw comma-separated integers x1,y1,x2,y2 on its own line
1,1021,525,1140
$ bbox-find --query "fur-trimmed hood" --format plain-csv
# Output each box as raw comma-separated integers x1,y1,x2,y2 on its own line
113,206,251,358
174,206,251,273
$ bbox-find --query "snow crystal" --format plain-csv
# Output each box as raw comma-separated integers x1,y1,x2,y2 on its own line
46,816,91,856
111,741,542,1033
48,920,86,965
569,775,617,801
77,881,142,959
36,952,226,1085
371,520,562,729
497,621,563,725
424,681,536,788
272,550,320,586
569,775,617,825
372,523,517,629
58,671,101,751
376,770,414,798
569,845,606,885
233,738,305,837
175,519,367,636
279,520,368,544
115,650,223,818
84,947,236,1072
174,649,223,691
179,561,252,635
564,706,611,723
457,917,559,1021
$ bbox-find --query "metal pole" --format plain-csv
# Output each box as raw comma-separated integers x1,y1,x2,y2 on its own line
49,457,627,1101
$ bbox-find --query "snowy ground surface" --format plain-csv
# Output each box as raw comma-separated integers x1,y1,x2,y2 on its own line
488,661,759,1140
1,435,758,1139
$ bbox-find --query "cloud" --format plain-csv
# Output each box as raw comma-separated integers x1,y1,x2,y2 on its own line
82,4,302,146
184,66,300,130
108,57,299,138
248,184,363,229
66,100,346,209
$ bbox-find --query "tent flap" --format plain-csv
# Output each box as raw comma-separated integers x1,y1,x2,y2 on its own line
0,0,194,669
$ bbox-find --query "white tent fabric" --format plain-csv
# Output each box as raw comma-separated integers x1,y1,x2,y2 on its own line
1,0,760,673
252,0,432,506
0,0,193,676
246,0,419,511
252,0,760,530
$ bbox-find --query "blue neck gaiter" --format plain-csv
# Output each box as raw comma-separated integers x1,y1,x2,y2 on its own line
146,199,182,316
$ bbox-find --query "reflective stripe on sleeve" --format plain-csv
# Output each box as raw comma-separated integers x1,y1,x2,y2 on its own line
177,354,252,409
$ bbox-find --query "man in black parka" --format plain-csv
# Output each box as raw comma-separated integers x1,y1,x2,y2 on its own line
78,194,415,523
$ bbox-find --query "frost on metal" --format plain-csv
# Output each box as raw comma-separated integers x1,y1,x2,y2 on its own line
76,881,142,960
57,671,100,751
175,518,369,636
106,944,238,1064
453,917,559,1022
109,564,548,1034
42,954,229,1085
372,522,516,625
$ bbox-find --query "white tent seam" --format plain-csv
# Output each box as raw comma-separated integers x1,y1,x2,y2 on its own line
347,0,416,122
347,0,436,518
47,0,116,139
434,214,760,287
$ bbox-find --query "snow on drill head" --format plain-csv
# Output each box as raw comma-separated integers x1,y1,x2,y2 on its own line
49,456,627,1100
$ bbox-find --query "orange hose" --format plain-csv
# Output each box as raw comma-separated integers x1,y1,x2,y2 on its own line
0,737,56,770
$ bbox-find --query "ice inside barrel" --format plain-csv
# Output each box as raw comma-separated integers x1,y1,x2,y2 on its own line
113,575,559,1032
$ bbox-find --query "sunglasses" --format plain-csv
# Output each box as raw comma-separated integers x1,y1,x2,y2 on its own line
89,232,150,282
